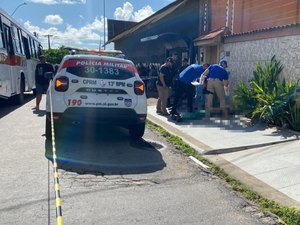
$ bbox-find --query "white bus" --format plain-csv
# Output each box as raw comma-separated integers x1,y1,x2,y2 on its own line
0,8,43,105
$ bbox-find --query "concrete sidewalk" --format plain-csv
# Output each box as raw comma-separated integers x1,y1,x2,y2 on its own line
147,105,300,209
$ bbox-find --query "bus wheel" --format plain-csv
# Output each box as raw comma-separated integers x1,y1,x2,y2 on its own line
14,79,25,105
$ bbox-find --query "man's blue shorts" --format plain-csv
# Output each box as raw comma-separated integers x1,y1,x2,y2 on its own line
36,83,49,94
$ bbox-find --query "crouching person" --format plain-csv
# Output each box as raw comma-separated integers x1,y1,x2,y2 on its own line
200,60,229,120
171,63,209,115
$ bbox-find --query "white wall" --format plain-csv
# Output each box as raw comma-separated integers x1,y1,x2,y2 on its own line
223,34,300,93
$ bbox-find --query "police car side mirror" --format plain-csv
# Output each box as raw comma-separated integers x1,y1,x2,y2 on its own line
44,72,54,80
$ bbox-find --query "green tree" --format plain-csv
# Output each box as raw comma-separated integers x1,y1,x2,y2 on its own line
44,46,68,65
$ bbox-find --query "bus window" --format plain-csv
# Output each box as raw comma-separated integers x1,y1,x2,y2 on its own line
33,40,38,58
0,17,4,49
17,28,24,55
22,35,31,59
29,37,34,58
3,24,13,55
12,25,21,54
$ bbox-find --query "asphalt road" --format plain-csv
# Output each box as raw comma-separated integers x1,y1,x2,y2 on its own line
0,94,279,225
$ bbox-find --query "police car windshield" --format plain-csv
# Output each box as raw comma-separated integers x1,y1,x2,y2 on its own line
66,66,135,80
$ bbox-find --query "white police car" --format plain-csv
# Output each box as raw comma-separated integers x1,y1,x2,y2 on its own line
45,54,147,139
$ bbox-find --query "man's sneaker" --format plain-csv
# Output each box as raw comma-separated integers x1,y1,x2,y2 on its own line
170,111,179,116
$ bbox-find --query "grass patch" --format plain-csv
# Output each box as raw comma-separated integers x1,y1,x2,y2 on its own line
147,121,300,225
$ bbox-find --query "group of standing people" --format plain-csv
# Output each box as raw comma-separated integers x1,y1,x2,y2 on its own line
156,54,229,120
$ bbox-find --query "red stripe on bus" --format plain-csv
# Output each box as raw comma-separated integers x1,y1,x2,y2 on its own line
0,54,26,66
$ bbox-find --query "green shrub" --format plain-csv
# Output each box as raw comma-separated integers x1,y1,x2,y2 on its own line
234,56,298,128
233,83,257,117
251,79,295,126
286,86,300,131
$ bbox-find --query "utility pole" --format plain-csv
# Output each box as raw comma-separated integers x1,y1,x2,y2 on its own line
44,34,53,49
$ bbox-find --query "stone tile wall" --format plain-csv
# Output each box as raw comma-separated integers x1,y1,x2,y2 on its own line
223,35,300,95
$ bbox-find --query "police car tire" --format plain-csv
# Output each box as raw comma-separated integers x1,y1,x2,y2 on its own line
129,123,145,139
45,118,52,140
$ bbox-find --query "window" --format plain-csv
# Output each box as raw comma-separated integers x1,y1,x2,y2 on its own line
0,17,4,49
12,25,21,54
66,65,135,79
17,29,24,54
3,24,13,55
22,35,31,59
200,0,210,33
32,40,38,58
29,37,34,58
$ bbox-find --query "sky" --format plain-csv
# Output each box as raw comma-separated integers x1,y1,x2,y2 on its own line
1,0,176,50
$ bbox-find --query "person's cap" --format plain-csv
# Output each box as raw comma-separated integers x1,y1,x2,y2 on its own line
220,59,228,66
166,57,174,63
39,55,45,59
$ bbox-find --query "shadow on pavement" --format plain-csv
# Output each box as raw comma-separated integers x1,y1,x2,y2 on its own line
0,93,34,119
44,124,166,175
32,109,46,117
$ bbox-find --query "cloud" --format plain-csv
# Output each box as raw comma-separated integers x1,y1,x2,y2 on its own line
114,1,154,22
23,1,156,49
44,15,63,25
24,17,105,49
133,5,154,21
28,0,86,5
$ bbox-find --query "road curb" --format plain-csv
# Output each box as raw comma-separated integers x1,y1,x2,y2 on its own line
147,114,211,153
203,137,299,155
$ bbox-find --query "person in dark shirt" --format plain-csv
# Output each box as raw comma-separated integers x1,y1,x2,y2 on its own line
137,62,148,77
156,57,173,116
179,57,189,73
35,55,54,110
171,52,180,82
